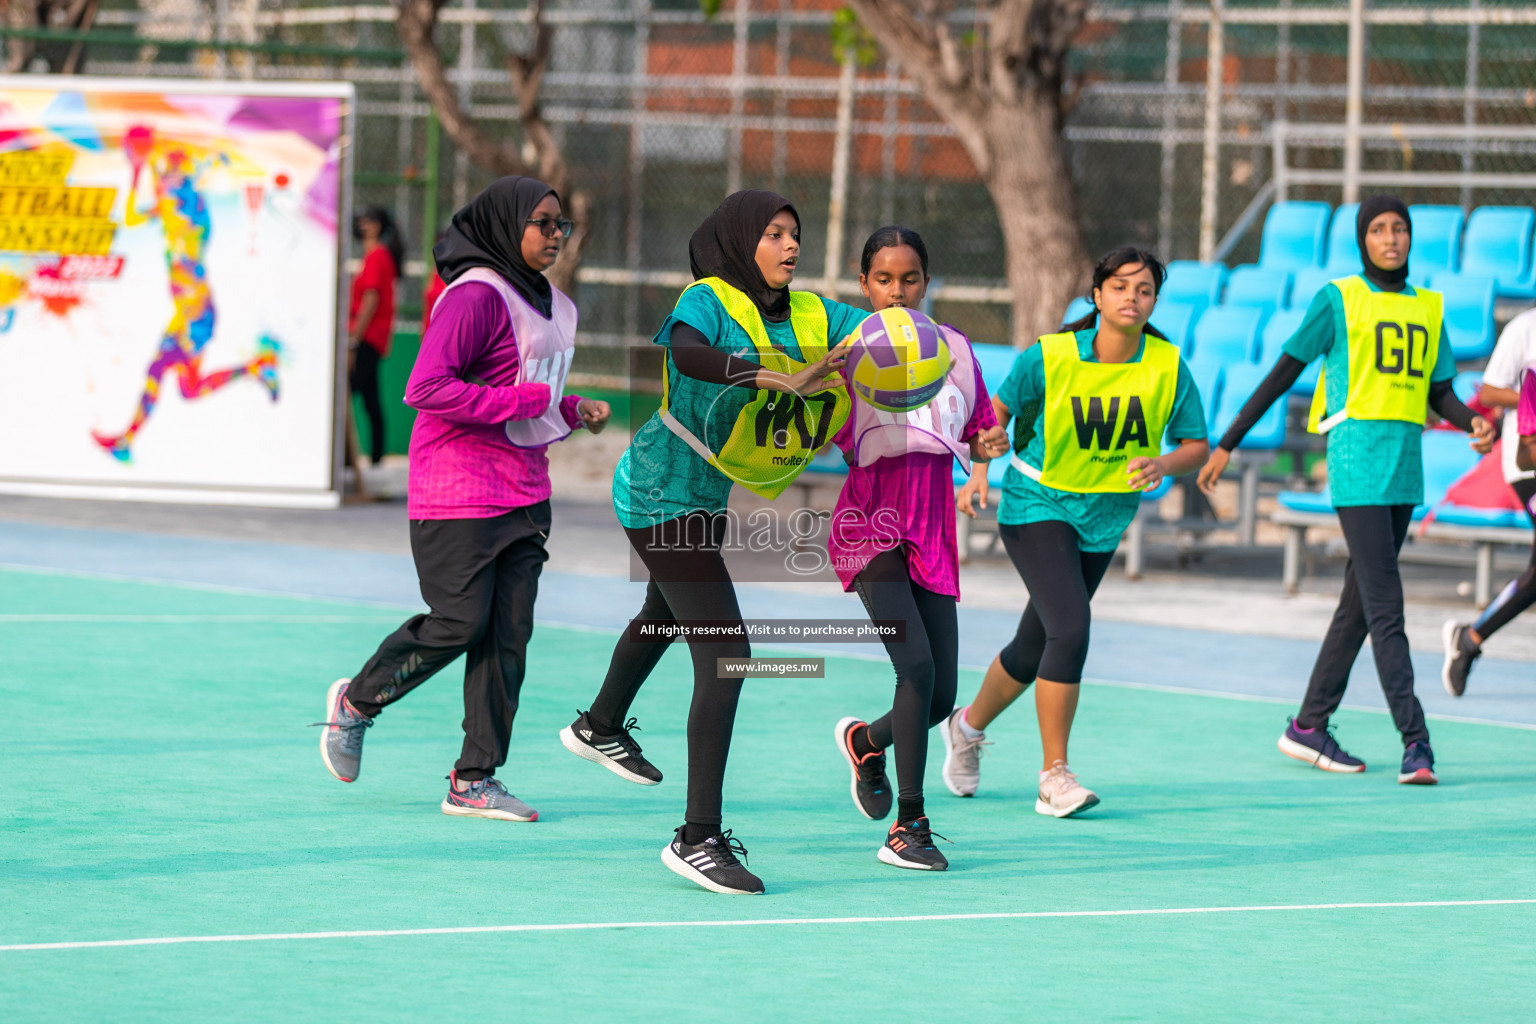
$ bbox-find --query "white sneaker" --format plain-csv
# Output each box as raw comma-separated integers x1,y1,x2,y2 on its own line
939,706,990,797
1035,761,1099,818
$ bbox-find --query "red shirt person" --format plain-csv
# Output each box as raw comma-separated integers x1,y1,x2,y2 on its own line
348,207,403,464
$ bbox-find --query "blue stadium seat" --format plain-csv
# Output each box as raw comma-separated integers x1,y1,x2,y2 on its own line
1452,369,1482,406
1323,202,1362,273
970,342,1019,398
1187,359,1223,428
1435,503,1526,529
1257,308,1306,367
1460,206,1536,300
1060,295,1094,327
1288,266,1336,312
1190,305,1265,365
1149,300,1198,349
801,445,851,479
1224,266,1291,317
1290,358,1322,398
1277,488,1336,514
1406,204,1464,286
1215,362,1287,450
1258,200,1331,270
1420,429,1481,510
1429,272,1497,361
1162,260,1227,314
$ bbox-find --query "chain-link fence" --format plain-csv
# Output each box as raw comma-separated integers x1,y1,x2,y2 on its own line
11,0,1536,377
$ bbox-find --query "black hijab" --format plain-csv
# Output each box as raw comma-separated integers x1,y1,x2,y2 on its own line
1357,194,1412,290
689,190,799,322
434,175,558,318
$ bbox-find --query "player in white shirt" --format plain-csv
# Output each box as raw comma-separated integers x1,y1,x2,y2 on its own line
1442,307,1536,696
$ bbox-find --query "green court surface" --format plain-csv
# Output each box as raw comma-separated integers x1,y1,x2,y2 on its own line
3,565,1535,1022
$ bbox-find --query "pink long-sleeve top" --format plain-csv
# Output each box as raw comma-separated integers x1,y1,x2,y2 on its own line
405,280,584,519
827,356,996,598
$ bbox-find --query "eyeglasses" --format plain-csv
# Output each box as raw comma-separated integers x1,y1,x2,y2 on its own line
526,217,574,239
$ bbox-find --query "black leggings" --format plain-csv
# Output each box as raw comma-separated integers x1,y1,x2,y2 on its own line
1473,477,1536,639
997,521,1116,685
350,343,386,465
1298,504,1428,745
588,513,749,831
852,548,959,806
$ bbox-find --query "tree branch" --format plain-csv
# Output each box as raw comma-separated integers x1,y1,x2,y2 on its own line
846,0,991,174
395,0,589,295
395,0,527,177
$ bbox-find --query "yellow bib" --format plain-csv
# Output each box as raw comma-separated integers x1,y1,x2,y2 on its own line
659,277,851,499
1307,276,1443,433
1016,331,1179,494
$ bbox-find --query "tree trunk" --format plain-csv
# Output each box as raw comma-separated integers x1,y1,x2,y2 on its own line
397,0,589,298
983,96,1091,347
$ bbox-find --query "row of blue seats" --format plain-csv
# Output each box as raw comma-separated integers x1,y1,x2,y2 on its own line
1065,271,1497,366
1251,200,1536,300
1276,429,1519,528
809,342,1496,526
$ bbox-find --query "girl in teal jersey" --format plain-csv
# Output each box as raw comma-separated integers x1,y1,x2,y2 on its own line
942,247,1209,814
1199,195,1494,784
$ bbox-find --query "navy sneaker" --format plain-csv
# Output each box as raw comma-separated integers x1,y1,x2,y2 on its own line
1277,717,1365,773
877,817,950,871
312,678,372,782
834,717,892,820
1399,741,1438,785
1441,620,1481,698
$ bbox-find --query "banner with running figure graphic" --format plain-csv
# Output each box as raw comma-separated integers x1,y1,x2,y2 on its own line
0,76,352,507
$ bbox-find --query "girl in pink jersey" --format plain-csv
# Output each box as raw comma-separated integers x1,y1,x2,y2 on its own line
830,226,1008,870
313,176,610,821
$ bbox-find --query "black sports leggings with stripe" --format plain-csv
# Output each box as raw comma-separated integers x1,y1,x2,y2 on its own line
852,547,960,807
588,513,748,834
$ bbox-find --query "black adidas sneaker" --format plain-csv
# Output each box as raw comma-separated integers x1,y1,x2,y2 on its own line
877,817,950,871
661,826,764,895
834,716,892,820
560,710,663,785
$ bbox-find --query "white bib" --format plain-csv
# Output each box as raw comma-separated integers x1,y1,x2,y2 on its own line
847,324,977,471
433,266,578,448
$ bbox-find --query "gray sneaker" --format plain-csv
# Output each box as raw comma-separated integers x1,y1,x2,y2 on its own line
441,772,538,822
313,678,372,782
939,706,990,797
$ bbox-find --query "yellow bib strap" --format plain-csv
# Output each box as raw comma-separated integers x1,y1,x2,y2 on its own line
659,278,849,499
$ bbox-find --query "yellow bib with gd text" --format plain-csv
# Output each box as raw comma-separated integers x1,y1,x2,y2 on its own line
1307,276,1443,433
659,277,851,499
1021,331,1179,493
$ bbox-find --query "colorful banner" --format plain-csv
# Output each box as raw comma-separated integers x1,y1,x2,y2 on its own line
0,76,351,507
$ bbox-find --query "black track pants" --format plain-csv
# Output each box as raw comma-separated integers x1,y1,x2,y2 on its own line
1297,504,1428,745
348,503,550,779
